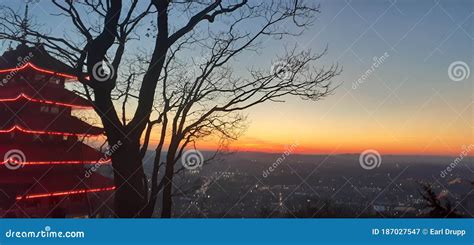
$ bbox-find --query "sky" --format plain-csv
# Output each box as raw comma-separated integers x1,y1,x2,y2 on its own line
1,0,472,156
224,0,474,156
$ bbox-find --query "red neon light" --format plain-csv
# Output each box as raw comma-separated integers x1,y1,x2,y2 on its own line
16,186,116,200
1,159,111,166
0,93,92,109
0,62,79,80
0,125,101,137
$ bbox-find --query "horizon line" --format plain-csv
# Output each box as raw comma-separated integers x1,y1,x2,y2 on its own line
144,148,473,158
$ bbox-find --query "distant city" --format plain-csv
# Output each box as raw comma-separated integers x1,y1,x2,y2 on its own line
122,152,474,218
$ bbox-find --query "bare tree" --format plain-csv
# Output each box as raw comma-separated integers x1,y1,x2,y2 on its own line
419,183,461,218
0,0,340,217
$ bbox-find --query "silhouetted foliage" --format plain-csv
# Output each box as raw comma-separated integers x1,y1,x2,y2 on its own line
419,183,461,218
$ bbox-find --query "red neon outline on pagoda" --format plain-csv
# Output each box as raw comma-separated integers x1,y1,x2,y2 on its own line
1,159,111,166
0,62,80,80
15,186,116,200
0,125,101,137
0,93,92,109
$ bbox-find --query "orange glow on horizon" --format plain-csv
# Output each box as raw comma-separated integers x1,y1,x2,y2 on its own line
178,136,474,157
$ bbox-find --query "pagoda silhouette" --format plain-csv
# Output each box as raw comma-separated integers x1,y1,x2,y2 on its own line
0,43,115,217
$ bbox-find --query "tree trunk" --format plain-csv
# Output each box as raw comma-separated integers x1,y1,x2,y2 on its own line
139,157,163,218
160,142,178,218
112,142,148,218
160,164,174,218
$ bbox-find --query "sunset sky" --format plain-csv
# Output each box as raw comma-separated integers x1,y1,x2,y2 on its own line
3,0,472,156
203,0,473,156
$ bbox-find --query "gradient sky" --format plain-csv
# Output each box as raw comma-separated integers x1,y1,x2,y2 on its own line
222,0,474,156
2,0,473,156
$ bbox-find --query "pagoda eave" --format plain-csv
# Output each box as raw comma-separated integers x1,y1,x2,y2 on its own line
0,142,110,165
0,93,92,109
0,84,93,109
16,186,116,200
0,126,102,137
0,63,79,80
0,43,112,217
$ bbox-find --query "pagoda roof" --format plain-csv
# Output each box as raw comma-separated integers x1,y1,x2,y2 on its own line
0,84,92,109
0,112,103,136
0,141,110,165
0,169,114,201
0,44,79,80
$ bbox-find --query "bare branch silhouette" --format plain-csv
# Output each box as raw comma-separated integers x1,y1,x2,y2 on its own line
0,0,340,217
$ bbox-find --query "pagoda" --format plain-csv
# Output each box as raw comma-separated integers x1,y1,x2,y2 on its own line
0,44,115,218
